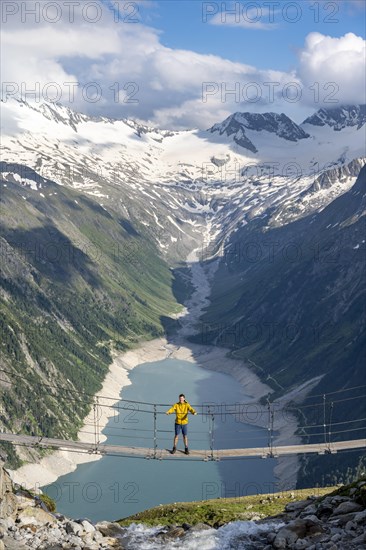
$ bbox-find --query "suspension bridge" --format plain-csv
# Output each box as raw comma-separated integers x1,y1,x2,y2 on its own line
0,370,365,461
0,432,364,461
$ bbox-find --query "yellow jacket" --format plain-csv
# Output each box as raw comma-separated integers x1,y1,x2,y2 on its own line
166,401,196,425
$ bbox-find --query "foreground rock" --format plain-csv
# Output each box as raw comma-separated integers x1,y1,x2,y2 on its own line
1,464,366,549
264,479,366,549
1,510,128,550
118,479,366,549
0,467,128,550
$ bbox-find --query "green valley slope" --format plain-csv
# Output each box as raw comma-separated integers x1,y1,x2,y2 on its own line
0,169,183,467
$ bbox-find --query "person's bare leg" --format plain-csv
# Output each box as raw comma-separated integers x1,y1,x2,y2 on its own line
173,435,178,448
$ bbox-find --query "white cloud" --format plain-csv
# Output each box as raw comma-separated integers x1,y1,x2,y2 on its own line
297,32,366,106
1,2,365,129
1,2,296,128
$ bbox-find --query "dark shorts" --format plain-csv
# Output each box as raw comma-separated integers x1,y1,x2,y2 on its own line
175,423,187,436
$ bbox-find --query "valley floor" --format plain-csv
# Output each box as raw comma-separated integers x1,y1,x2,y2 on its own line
10,244,314,492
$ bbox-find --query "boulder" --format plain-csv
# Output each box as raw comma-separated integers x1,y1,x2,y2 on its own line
300,504,317,516
316,499,334,519
301,514,321,524
65,520,84,536
93,530,104,542
48,527,63,538
285,500,311,513
353,509,366,523
66,533,84,546
81,520,95,534
188,522,212,531
99,536,124,548
331,501,363,516
330,496,349,504
1,536,29,549
273,518,325,549
82,533,95,547
95,521,125,537
14,495,36,511
18,506,56,526
273,524,304,548
213,520,226,528
163,526,185,538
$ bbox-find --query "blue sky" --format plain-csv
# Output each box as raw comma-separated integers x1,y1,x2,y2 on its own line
147,0,365,70
138,0,365,70
2,0,365,128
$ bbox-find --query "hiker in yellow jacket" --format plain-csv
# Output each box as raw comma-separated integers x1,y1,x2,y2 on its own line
166,394,197,455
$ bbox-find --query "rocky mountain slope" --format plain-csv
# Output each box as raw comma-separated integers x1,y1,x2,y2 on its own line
196,165,366,486
0,169,183,467
0,98,365,479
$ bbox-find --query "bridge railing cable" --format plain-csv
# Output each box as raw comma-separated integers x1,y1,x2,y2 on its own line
1,367,366,410
1,368,366,456
4,394,366,448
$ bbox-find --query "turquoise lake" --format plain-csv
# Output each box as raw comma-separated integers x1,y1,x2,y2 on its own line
43,358,276,522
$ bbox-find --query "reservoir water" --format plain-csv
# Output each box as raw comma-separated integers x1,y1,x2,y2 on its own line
43,358,276,522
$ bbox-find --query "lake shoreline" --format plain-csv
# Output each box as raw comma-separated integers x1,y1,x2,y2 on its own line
9,333,316,493
166,336,322,490
9,335,269,489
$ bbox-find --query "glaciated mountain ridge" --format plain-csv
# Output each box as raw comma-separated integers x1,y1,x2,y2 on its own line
1,98,365,261
302,104,366,131
10,96,176,138
209,111,310,153
1,99,365,481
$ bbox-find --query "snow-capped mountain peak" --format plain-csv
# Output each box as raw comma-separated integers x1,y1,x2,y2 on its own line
302,104,366,131
0,95,178,141
209,111,310,153
1,97,365,260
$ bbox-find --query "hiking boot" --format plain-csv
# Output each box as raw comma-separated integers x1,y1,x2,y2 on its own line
185,447,190,455
171,447,176,454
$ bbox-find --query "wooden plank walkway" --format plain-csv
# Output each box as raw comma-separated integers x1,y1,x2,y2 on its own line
1,432,365,460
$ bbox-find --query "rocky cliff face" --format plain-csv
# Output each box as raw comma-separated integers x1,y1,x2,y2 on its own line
0,464,17,550
209,111,310,153
304,157,366,194
0,465,17,521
